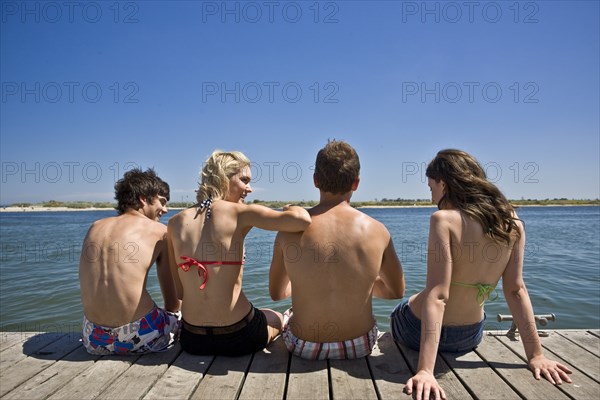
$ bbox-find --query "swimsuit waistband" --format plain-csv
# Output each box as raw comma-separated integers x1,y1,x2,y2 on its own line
182,307,255,335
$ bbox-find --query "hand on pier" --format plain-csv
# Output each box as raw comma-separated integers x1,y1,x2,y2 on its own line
529,355,573,385
405,370,447,400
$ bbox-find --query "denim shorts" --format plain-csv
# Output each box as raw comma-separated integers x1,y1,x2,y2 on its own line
390,298,484,353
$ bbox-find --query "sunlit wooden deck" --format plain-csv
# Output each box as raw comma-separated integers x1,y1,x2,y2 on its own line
0,330,598,399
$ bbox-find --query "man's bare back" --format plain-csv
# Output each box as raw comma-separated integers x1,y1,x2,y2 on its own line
272,200,404,341
79,212,174,327
270,140,405,347
78,168,181,355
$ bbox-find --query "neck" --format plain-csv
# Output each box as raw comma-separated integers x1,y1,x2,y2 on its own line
437,195,458,211
124,208,147,218
318,191,353,207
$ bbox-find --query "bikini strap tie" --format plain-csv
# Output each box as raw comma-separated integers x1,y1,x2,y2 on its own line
178,256,208,290
452,281,498,306
199,197,213,220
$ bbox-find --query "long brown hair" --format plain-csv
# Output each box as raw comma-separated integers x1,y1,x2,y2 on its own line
426,149,520,245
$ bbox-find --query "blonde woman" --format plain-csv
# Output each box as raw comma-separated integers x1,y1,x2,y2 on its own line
391,149,572,400
168,150,310,356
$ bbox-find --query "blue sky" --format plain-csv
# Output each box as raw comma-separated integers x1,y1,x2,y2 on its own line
1,0,598,204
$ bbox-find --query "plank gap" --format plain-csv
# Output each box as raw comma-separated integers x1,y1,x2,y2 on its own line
470,345,527,400
282,347,292,400
364,355,382,400
234,351,255,400
188,354,217,398
555,331,600,358
326,359,333,400
492,334,586,400
587,330,600,339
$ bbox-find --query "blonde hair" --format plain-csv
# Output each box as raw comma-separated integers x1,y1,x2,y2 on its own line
196,150,251,203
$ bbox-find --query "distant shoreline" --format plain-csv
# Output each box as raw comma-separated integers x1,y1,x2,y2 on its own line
0,206,117,213
1,203,598,213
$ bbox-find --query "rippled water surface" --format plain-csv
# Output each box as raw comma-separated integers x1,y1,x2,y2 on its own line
1,206,598,332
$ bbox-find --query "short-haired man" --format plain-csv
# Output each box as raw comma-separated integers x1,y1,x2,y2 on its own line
269,140,405,360
79,168,181,354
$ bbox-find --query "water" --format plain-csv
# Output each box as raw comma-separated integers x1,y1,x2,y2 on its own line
1,207,598,333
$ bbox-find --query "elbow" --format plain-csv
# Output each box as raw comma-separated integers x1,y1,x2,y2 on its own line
165,298,181,313
438,290,450,303
503,281,528,300
427,289,449,305
269,286,285,301
283,214,311,232
270,292,286,301
291,207,311,230
270,290,281,301
296,214,311,230
396,279,406,298
271,285,292,301
391,284,405,299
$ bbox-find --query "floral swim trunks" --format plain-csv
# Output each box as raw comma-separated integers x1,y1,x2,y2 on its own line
82,304,180,355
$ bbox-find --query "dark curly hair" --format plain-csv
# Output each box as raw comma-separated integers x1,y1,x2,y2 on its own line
426,149,520,245
314,139,360,194
114,168,170,215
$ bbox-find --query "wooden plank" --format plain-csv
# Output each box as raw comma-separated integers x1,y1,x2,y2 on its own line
286,356,329,400
329,357,376,400
3,346,101,400
97,345,182,400
535,331,600,382
588,329,600,338
396,342,474,399
48,354,141,400
190,353,252,400
474,334,569,399
556,331,600,357
0,332,82,397
495,332,600,400
3,330,598,400
440,336,519,399
0,332,64,373
0,332,33,352
367,332,412,399
143,351,214,400
238,339,289,400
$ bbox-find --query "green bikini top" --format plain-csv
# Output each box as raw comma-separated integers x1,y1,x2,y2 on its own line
451,281,498,306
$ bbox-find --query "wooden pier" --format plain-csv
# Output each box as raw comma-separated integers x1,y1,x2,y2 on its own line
1,330,598,399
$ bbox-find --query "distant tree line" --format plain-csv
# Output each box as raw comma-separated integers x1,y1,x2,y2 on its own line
7,198,599,210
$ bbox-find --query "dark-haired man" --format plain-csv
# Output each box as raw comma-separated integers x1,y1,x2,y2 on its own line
269,140,405,360
79,168,181,354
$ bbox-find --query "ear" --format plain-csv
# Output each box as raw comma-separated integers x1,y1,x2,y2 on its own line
138,197,148,208
351,177,360,191
313,173,319,188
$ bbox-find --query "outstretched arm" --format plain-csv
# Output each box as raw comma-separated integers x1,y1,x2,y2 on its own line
240,204,311,232
373,238,405,299
405,211,452,400
502,220,572,384
269,233,291,300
